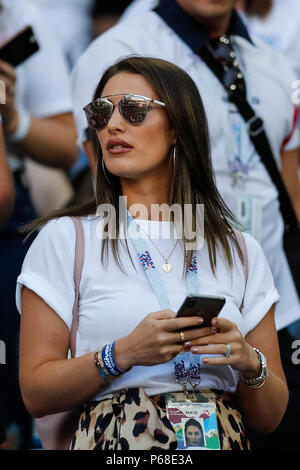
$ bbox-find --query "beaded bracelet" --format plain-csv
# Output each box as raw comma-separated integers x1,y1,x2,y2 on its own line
94,342,125,381
94,348,112,381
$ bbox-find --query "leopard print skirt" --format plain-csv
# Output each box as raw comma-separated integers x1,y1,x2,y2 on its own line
70,388,250,450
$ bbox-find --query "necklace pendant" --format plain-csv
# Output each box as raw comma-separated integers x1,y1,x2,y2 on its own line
162,262,172,273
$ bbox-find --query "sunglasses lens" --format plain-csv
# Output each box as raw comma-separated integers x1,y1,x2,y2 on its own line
84,99,112,130
120,95,148,124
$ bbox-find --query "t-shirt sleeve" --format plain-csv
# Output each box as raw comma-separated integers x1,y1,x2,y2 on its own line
241,233,280,334
16,217,76,330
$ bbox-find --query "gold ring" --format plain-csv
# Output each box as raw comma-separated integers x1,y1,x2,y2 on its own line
179,331,185,343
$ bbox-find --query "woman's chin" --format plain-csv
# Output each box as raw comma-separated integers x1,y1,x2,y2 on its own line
107,167,140,180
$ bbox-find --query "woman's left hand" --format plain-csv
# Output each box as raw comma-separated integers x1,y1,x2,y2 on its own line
188,317,260,378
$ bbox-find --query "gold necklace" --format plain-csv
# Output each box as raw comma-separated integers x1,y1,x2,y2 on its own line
135,222,179,273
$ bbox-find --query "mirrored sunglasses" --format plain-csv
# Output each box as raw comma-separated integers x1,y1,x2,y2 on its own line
83,94,166,130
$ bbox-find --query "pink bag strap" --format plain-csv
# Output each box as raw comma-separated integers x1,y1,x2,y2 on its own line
69,217,85,357
235,230,249,312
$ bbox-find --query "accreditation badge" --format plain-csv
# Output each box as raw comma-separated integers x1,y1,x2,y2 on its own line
236,195,262,243
165,391,221,450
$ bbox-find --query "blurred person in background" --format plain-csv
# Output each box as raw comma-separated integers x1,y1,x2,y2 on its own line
235,0,300,449
0,121,13,449
72,0,300,450
27,0,95,212
27,0,94,71
238,0,300,81
0,122,14,229
91,0,133,38
119,0,300,361
120,0,300,87
0,0,77,449
0,124,11,449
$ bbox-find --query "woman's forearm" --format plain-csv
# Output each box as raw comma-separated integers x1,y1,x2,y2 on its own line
15,113,78,170
236,371,289,435
20,351,111,418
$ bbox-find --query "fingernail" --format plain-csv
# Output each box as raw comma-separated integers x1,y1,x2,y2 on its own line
184,341,191,348
211,327,217,334
202,358,208,363
198,317,204,324
191,347,199,353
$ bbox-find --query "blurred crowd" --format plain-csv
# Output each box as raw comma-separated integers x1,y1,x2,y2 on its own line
0,0,299,450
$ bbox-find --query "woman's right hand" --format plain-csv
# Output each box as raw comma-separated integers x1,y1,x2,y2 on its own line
114,310,209,371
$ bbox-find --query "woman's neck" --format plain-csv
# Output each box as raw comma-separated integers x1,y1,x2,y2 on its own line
120,174,171,221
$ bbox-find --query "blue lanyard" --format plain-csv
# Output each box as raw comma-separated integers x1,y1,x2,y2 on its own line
127,213,201,390
127,212,199,305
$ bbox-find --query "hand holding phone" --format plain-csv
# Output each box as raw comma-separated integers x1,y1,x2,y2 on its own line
0,26,39,67
176,295,226,329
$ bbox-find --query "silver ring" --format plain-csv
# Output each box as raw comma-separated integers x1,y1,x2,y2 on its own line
224,343,231,359
179,331,185,343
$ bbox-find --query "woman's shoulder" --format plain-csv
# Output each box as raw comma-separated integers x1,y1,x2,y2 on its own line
236,231,265,257
28,214,100,253
38,214,100,235
37,216,76,241
233,230,271,280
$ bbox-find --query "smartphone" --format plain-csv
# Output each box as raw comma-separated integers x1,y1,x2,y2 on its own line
176,294,226,328
0,26,39,67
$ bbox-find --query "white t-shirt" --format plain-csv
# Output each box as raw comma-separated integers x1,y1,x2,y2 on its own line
26,0,93,69
71,10,300,330
239,0,300,82
120,0,158,20
16,215,279,400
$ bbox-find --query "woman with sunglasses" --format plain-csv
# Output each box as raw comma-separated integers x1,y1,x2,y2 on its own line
17,57,287,450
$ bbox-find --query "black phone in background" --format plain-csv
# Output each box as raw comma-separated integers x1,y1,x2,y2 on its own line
176,294,226,329
0,26,39,67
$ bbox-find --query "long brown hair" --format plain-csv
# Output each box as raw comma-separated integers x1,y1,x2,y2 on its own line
23,56,243,272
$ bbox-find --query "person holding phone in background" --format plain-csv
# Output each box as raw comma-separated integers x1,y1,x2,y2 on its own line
0,0,78,449
16,57,288,450
0,121,14,229
0,120,13,448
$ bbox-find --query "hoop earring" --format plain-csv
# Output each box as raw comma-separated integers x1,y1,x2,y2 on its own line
102,157,110,184
173,145,176,167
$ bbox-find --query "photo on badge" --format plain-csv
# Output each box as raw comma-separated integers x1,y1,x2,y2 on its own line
166,400,221,450
183,417,206,448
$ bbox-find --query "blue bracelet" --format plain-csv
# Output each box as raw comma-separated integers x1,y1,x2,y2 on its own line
101,342,124,377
